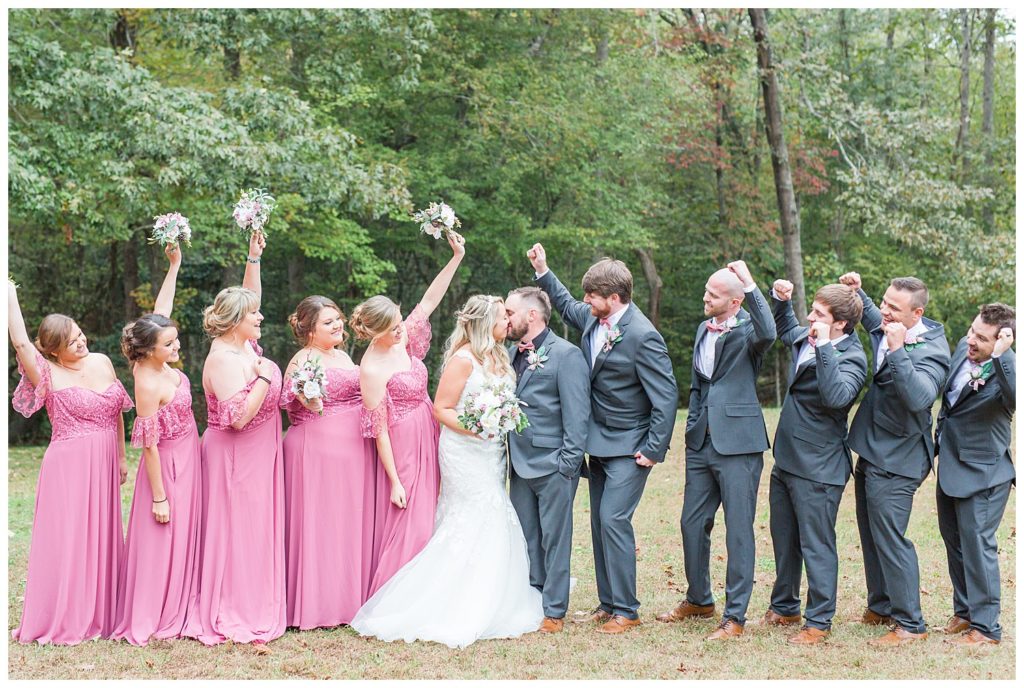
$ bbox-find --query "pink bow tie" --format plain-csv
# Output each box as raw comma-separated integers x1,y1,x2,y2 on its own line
599,318,611,328
517,340,535,353
706,319,728,333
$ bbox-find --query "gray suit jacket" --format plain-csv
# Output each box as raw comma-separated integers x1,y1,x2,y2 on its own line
771,296,868,486
848,288,951,479
507,331,591,479
684,285,776,455
536,270,679,461
934,338,1016,498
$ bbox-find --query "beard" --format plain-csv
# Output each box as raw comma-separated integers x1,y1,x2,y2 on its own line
507,320,529,341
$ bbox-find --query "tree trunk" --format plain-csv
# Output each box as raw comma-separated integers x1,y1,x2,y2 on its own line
122,236,140,322
749,8,807,320
224,44,241,80
981,8,996,232
109,10,137,57
288,253,306,301
954,9,972,180
838,10,852,80
633,247,662,328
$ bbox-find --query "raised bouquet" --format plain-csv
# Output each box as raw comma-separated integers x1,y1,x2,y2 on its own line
412,200,461,239
233,188,276,236
150,212,192,249
289,356,328,415
457,379,530,439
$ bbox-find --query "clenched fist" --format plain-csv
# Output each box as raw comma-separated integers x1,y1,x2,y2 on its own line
727,260,754,288
884,321,908,352
527,243,548,275
838,272,862,291
993,327,1015,357
773,279,794,302
809,321,831,344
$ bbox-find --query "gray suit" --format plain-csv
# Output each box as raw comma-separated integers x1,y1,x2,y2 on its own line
935,338,1015,641
680,285,775,624
849,288,951,633
768,296,867,631
536,270,678,619
508,329,591,619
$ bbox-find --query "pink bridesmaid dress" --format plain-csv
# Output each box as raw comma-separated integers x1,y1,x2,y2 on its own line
281,366,376,628
183,341,286,645
11,350,133,645
111,369,201,645
363,305,441,597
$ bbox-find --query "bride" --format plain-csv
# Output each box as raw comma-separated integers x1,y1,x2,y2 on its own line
350,295,543,648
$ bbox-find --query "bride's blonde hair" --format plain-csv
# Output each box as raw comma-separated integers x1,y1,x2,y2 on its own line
442,295,512,377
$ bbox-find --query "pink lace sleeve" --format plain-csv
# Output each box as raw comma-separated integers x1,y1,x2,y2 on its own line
12,349,51,418
210,387,249,428
249,339,264,357
279,382,296,409
117,380,134,412
360,392,394,438
405,305,432,360
131,414,160,448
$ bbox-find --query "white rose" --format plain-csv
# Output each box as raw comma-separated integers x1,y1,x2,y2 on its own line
302,380,322,399
439,203,456,228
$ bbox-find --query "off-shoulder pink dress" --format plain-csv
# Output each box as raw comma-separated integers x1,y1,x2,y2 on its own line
112,369,201,645
182,341,286,645
11,350,133,645
281,364,376,628
363,305,441,597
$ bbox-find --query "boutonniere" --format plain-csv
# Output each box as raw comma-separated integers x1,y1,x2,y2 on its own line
903,334,925,350
722,316,747,336
967,361,994,391
603,326,624,353
526,345,550,371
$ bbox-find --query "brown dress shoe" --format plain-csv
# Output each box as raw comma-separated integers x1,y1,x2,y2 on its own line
940,615,971,635
572,607,612,624
539,617,564,633
868,625,928,647
705,619,743,641
596,615,642,634
860,609,893,626
760,609,802,626
655,600,715,622
788,626,829,645
945,629,998,646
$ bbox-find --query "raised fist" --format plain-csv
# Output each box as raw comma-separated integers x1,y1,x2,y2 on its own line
727,260,754,288
993,327,1015,357
884,321,908,352
447,229,466,258
809,321,831,344
527,243,548,274
838,272,862,291
165,241,182,267
773,279,794,302
249,230,266,259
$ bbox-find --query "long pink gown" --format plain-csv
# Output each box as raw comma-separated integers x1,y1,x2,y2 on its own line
11,350,133,645
183,341,286,645
281,366,377,628
362,305,441,597
111,369,201,645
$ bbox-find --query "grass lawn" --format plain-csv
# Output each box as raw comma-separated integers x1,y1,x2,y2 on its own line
7,407,1016,679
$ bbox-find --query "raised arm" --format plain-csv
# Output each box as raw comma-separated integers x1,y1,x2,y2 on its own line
241,231,265,300
417,230,466,318
8,281,42,387
727,260,776,355
529,243,592,332
839,272,882,333
153,243,182,317
635,330,680,462
770,279,804,348
884,338,951,413
991,329,1015,412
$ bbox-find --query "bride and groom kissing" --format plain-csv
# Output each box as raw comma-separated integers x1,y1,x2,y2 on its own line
351,243,678,649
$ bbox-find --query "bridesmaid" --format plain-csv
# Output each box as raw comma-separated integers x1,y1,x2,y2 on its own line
353,229,465,596
183,231,286,645
281,296,376,629
112,243,201,645
8,280,133,645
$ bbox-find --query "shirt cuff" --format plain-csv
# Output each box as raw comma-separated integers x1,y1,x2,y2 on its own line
743,282,757,293
992,352,1002,359
535,269,549,279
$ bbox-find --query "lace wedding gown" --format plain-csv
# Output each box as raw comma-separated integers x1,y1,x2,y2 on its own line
350,351,543,648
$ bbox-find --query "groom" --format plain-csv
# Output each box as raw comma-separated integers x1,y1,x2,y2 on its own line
529,243,679,634
506,287,591,634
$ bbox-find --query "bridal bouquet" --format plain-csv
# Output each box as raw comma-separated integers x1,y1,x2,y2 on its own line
150,212,192,249
233,188,276,236
289,356,328,415
412,200,461,239
458,379,530,439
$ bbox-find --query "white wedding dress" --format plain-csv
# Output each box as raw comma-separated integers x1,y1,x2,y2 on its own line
350,351,543,649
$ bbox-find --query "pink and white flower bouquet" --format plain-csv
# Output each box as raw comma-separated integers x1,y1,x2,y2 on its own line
412,201,461,239
233,188,276,236
289,356,328,415
457,379,529,439
150,212,192,248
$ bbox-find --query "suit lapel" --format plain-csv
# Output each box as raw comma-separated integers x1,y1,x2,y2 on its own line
581,317,598,368
517,357,538,392
591,304,633,379
693,321,710,379
946,345,969,408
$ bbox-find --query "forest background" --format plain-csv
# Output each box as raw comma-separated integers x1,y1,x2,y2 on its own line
7,8,1016,441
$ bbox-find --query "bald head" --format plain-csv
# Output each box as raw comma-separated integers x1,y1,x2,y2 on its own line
710,269,744,299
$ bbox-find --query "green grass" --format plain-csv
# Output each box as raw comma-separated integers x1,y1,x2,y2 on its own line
7,408,1016,679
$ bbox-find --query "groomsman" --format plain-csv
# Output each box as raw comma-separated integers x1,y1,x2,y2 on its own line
934,303,1015,646
505,287,591,634
761,281,867,644
839,272,951,646
657,260,775,641
529,244,678,634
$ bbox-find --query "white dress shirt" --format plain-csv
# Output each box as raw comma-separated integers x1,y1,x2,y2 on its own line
590,305,627,367
695,283,758,377
876,319,930,372
796,333,849,368
946,355,995,405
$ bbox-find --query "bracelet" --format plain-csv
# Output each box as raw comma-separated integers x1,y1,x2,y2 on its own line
247,256,261,264
256,375,272,385
153,497,168,504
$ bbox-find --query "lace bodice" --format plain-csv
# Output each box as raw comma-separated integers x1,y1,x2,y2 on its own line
12,349,133,441
281,366,362,426
130,369,197,448
205,340,283,431
360,305,433,438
